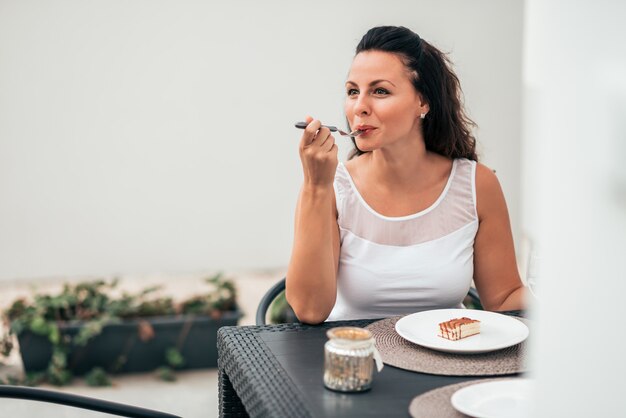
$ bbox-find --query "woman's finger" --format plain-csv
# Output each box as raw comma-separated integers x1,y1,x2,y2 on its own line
321,135,335,152
313,126,332,147
302,118,321,146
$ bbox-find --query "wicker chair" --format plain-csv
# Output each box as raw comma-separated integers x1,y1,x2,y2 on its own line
255,277,482,325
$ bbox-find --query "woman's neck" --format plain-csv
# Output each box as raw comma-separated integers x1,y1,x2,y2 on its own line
367,138,431,188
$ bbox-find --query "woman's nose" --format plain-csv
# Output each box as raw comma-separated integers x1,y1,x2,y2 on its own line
353,95,370,116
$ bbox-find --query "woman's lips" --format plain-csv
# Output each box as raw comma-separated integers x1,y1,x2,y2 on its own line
355,126,376,136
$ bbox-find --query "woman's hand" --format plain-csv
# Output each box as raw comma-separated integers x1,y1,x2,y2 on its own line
299,116,338,187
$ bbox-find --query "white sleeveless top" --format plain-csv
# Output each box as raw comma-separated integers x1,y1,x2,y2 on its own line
326,158,479,321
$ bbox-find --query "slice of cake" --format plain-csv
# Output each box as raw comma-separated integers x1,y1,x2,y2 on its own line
438,317,481,341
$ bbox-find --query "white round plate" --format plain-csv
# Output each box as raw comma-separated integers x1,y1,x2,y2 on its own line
451,379,533,418
394,309,528,354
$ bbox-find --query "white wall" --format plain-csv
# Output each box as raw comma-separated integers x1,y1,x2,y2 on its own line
0,0,523,280
523,0,626,416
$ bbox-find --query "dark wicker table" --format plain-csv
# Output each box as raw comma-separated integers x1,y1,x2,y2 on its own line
217,313,524,418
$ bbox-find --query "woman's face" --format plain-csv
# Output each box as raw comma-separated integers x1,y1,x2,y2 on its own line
344,50,428,152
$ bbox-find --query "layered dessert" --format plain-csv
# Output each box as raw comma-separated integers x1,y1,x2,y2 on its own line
438,317,481,341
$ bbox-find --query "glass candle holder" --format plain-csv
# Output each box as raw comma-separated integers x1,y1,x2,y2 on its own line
323,327,382,392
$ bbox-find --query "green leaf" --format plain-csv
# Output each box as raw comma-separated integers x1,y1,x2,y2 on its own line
29,316,49,335
47,348,72,386
165,347,185,368
24,372,46,386
51,347,68,368
85,367,111,387
156,366,176,382
111,355,128,372
47,368,72,386
10,319,26,335
48,324,60,345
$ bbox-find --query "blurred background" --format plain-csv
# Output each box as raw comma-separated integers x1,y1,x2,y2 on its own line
0,0,524,280
1,0,625,417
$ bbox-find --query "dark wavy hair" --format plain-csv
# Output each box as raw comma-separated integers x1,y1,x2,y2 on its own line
348,26,477,161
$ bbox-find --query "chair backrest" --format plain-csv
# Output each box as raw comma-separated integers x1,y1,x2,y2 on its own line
255,277,300,325
0,385,180,417
465,287,482,310
255,278,483,325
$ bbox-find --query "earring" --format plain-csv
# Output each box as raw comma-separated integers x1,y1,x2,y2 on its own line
420,113,427,119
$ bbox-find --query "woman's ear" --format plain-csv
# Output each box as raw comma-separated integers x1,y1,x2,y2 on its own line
417,95,430,118
418,103,430,119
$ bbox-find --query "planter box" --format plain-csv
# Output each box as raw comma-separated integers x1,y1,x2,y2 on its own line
17,310,242,374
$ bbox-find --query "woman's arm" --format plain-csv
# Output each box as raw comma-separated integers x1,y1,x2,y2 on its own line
473,163,526,311
285,118,341,324
286,186,340,323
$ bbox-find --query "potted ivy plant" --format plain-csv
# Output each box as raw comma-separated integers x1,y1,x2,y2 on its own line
0,273,242,386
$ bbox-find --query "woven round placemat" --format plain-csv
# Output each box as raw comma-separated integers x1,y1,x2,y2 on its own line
365,316,528,376
408,377,513,418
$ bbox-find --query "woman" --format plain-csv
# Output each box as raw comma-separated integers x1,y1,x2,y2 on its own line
286,26,525,324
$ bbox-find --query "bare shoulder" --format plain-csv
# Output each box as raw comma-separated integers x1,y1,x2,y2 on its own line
475,162,507,220
344,158,356,172
475,162,500,190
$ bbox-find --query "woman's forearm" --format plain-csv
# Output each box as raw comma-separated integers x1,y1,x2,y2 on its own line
286,184,339,323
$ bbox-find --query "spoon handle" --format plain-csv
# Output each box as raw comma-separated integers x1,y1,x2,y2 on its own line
294,121,338,132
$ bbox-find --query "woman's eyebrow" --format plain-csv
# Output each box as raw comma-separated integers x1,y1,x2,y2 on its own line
345,79,397,87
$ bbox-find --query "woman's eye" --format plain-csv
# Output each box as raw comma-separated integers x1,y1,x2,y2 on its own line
347,89,359,97
373,88,389,95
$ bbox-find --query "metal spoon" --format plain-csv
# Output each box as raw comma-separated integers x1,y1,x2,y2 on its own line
295,121,362,137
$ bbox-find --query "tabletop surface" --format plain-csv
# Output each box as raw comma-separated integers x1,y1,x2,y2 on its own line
217,312,524,418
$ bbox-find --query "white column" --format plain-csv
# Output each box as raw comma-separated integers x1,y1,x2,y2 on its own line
524,1,626,416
